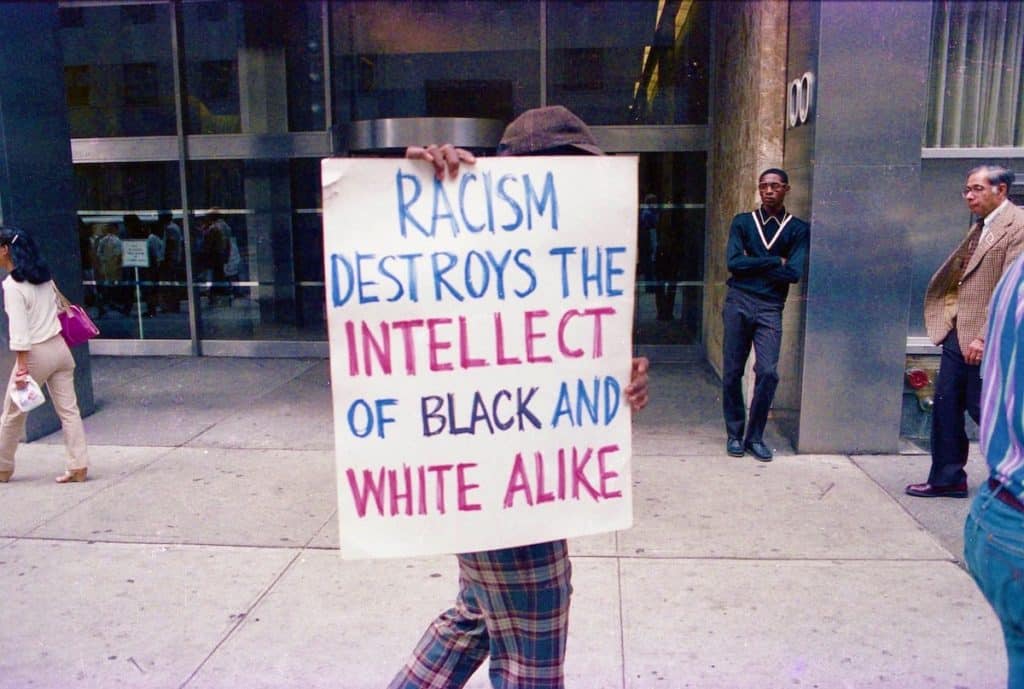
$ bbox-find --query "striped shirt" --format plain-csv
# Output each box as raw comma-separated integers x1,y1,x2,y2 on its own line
980,252,1024,500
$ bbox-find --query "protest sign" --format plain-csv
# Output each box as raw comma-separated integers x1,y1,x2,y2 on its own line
322,155,637,559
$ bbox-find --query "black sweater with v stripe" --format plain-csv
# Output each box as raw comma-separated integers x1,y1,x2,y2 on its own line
725,207,810,304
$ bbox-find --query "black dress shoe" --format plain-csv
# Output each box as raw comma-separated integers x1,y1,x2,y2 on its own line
905,481,968,498
745,440,773,461
726,437,744,457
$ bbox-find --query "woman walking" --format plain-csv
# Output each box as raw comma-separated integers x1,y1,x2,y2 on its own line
0,227,89,483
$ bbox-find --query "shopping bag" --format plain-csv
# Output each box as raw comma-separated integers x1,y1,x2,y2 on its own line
10,375,45,412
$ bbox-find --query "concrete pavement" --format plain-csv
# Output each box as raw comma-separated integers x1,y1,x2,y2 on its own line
0,356,1005,688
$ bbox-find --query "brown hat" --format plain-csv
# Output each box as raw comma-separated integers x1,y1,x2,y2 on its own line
497,105,603,156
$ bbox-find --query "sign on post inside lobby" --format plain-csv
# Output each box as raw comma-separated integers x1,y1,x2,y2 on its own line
322,155,638,559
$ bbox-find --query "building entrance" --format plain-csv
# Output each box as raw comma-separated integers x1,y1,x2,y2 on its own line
59,0,711,360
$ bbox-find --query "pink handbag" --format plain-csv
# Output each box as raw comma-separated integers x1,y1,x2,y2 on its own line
53,283,100,347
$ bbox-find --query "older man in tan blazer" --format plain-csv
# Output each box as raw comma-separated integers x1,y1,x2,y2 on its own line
908,165,1024,498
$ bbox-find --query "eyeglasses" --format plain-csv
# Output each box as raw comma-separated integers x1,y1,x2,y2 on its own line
962,185,995,197
758,182,786,191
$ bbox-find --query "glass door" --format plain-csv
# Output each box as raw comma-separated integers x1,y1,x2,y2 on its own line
634,151,706,357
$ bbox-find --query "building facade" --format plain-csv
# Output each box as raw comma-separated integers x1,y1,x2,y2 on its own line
1,0,1021,452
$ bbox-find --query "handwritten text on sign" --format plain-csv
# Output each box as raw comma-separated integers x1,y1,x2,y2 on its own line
322,156,637,559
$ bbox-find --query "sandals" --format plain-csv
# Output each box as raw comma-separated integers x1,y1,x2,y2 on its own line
55,468,87,484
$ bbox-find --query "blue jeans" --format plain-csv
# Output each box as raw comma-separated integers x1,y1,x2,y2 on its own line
964,480,1024,688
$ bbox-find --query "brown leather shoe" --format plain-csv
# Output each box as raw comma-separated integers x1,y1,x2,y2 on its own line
0,470,12,483
905,481,968,498
55,468,87,484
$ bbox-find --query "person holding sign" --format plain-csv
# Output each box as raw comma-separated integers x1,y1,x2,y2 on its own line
389,106,650,689
721,168,809,462
0,227,90,484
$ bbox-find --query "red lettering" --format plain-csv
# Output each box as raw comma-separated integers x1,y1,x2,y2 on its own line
535,450,555,503
427,317,454,372
427,464,454,514
457,462,481,511
392,319,424,374
458,316,487,368
572,446,600,500
503,452,533,507
524,309,552,363
494,312,522,365
346,467,386,517
597,444,622,499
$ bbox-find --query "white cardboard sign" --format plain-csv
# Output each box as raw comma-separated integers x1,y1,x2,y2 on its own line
322,156,638,559
121,239,149,268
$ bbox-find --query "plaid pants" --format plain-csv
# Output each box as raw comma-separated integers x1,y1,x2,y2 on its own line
388,539,572,689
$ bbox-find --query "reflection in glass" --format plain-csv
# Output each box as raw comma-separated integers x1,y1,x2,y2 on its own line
331,0,540,123
73,162,187,339
181,1,326,134
58,3,176,137
546,0,708,125
187,158,325,341
634,152,706,345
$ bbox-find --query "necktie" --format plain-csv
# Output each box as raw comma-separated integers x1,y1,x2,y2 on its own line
961,220,983,271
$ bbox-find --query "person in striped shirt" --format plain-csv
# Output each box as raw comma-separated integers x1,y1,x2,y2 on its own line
964,249,1024,688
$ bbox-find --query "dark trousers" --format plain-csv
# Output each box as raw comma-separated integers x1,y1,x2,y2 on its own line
722,287,783,444
929,330,981,486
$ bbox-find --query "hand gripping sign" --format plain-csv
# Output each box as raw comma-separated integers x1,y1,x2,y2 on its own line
322,155,638,559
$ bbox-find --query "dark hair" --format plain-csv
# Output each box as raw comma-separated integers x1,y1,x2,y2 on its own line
0,227,52,284
967,164,1015,189
759,168,789,184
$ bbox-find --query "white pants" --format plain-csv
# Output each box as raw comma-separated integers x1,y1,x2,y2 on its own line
0,334,89,473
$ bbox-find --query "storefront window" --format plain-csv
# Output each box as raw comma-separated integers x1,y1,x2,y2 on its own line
331,0,540,123
546,0,708,125
58,2,176,137
187,158,325,341
181,1,326,134
926,0,1024,147
73,162,187,339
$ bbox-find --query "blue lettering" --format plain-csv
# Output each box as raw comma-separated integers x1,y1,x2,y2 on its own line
396,170,429,238
355,252,379,304
605,246,626,297
458,174,485,233
549,246,576,298
484,250,512,299
379,255,405,303
497,174,523,231
513,248,537,298
524,171,558,230
431,252,464,302
464,250,490,299
603,377,621,425
581,247,602,297
549,377,620,427
331,253,355,307
397,253,422,302
430,179,460,237
483,171,496,232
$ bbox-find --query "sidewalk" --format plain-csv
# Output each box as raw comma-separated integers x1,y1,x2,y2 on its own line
0,356,1004,688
